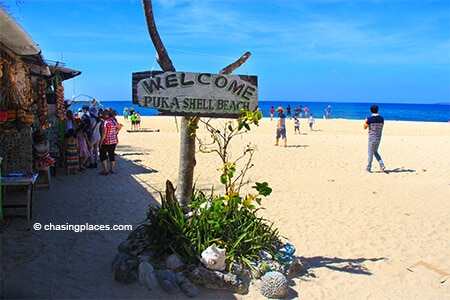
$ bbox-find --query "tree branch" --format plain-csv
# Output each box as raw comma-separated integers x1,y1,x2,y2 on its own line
142,0,175,72
220,51,251,75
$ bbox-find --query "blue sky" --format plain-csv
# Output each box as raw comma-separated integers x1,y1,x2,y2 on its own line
4,0,449,104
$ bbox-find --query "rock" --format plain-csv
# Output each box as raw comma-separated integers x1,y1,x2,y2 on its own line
160,280,181,295
264,260,283,273
180,281,199,297
260,250,273,260
117,240,131,253
254,260,283,279
116,225,150,257
111,252,130,271
157,269,181,295
117,238,147,257
127,224,147,240
138,261,158,290
157,269,176,282
113,254,139,284
259,271,288,299
165,254,185,272
231,263,248,277
189,266,249,294
175,272,199,297
137,249,154,263
286,259,306,278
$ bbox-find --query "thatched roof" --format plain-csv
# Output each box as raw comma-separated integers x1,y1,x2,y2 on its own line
0,6,50,76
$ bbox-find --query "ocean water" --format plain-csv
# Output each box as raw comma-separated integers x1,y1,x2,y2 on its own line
76,100,450,123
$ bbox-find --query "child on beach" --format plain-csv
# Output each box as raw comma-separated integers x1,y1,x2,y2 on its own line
294,115,300,134
76,122,92,170
130,112,137,129
65,129,79,175
135,112,141,129
123,107,129,122
270,106,275,120
308,114,315,131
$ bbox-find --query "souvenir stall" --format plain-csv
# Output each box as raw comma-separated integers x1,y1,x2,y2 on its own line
0,7,81,178
0,7,80,224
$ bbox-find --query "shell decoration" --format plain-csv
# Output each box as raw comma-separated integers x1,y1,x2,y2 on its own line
259,271,289,298
200,245,226,271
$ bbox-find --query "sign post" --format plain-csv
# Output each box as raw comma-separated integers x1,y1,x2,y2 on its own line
133,71,258,118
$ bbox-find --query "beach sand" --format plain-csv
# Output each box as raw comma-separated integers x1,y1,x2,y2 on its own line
1,116,449,299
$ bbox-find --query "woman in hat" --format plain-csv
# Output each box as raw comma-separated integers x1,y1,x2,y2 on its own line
275,107,287,147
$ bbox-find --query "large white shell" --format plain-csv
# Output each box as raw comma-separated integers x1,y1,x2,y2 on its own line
200,245,226,271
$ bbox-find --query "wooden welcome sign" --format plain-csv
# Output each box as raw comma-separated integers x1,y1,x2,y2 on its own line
132,71,258,118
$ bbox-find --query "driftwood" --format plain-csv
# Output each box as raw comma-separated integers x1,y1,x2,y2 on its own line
165,180,178,212
126,128,160,133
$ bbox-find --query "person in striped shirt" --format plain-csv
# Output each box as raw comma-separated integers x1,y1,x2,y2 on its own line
364,105,386,173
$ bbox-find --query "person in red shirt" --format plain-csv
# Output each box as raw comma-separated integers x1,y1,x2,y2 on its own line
98,110,120,175
270,106,275,121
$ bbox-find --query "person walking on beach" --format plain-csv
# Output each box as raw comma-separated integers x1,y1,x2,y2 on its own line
308,114,315,131
364,105,386,172
294,115,300,134
135,112,141,129
286,104,292,119
98,110,119,175
275,107,287,147
270,106,275,120
304,106,309,118
123,107,129,122
324,105,332,119
294,107,299,118
130,112,137,129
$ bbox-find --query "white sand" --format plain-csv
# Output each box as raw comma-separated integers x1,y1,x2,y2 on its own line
1,116,449,299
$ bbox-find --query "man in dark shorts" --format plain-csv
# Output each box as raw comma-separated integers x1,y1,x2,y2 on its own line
364,105,386,172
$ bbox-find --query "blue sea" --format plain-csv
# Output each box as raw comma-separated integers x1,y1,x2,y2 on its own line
76,100,450,123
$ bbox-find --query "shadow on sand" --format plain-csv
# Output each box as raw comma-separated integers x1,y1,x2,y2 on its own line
378,167,416,174
300,256,386,275
286,144,310,148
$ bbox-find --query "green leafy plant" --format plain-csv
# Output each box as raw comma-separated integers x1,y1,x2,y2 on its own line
144,110,282,273
198,109,263,195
